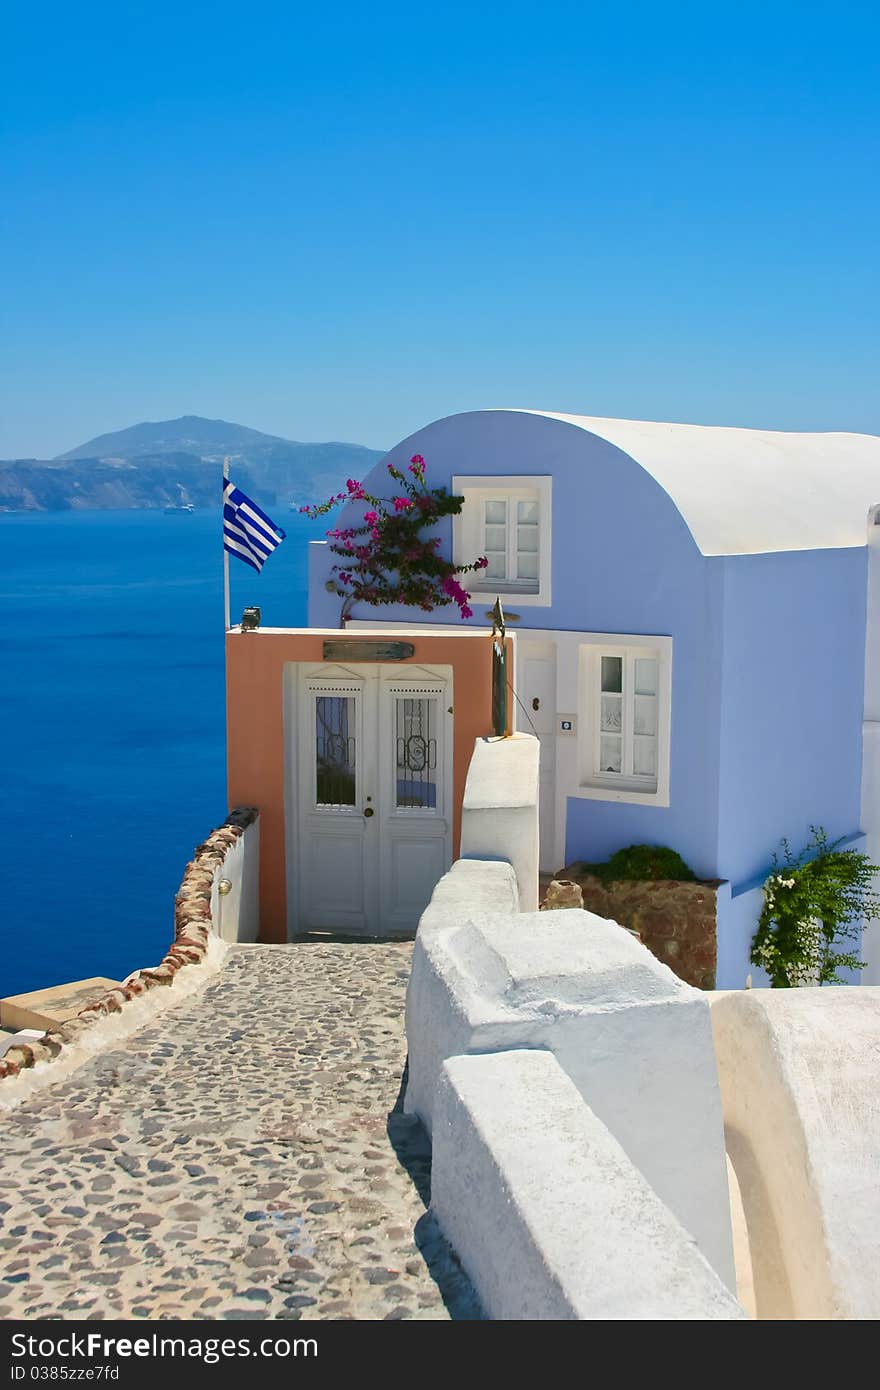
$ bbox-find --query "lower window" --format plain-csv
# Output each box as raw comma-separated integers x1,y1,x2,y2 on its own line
578,637,671,804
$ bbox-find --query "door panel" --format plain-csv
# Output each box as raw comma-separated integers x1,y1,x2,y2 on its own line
379,669,452,936
298,667,378,933
295,663,452,936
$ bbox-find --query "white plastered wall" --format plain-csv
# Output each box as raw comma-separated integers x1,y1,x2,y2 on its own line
432,1049,745,1320
406,905,736,1289
710,987,880,1319
211,818,260,944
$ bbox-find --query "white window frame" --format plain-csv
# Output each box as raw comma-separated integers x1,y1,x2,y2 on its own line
577,633,672,806
452,474,552,607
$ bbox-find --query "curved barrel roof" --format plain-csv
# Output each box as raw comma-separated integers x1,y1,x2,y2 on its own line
497,409,880,556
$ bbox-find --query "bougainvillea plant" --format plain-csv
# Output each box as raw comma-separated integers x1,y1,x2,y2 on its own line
300,454,488,625
750,826,879,987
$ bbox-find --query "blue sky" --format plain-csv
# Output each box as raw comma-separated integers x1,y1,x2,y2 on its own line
3,1,878,457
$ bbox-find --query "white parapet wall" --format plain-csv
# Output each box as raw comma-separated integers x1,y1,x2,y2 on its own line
211,815,260,944
432,1049,745,1320
406,904,736,1289
459,733,540,911
710,987,880,1320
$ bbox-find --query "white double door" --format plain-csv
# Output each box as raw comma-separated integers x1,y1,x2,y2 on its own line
295,662,452,936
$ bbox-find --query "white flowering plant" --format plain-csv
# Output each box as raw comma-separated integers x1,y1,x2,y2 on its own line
751,826,879,987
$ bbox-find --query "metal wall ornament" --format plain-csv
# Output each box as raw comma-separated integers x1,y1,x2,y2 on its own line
491,597,508,737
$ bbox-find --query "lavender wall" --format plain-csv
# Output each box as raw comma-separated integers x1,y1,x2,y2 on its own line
713,548,867,984
306,410,870,985
308,410,724,878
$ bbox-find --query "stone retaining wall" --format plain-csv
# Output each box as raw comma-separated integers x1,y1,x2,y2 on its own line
563,868,720,990
0,807,258,1082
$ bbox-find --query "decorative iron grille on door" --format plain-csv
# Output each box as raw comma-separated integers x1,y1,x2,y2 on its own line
394,696,438,809
314,693,357,807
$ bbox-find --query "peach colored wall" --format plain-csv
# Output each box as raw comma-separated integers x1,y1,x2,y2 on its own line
226,629,508,943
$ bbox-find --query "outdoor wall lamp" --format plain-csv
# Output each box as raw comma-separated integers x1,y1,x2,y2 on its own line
241,606,261,631
218,878,233,896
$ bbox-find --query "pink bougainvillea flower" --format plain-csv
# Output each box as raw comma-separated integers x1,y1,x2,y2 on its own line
477,555,489,568
460,604,473,619
393,496,413,512
411,454,424,465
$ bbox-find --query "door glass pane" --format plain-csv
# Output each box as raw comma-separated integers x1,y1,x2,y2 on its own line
517,499,540,524
485,499,507,525
633,735,657,778
396,698,437,809
601,655,623,693
315,696,356,806
634,658,658,696
600,735,622,774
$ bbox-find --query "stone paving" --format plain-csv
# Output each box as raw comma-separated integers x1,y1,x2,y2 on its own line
0,943,482,1321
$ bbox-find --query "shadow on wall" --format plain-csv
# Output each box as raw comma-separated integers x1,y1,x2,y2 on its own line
385,1062,484,1321
725,1129,793,1320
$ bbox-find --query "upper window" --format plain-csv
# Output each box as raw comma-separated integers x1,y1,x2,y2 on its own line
452,475,552,607
577,635,672,805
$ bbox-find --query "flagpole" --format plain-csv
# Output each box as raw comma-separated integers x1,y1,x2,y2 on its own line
223,456,231,632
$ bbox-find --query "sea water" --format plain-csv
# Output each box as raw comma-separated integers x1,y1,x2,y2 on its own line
0,507,314,997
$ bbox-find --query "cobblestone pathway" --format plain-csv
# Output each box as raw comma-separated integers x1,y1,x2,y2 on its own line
0,944,481,1321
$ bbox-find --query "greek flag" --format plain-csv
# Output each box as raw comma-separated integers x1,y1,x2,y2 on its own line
223,481,286,573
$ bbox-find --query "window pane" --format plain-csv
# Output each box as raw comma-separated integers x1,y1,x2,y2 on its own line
315,696,355,806
633,694,656,737
600,693,622,732
600,735,622,774
485,499,507,524
517,499,540,524
485,553,506,579
601,656,622,693
484,524,507,551
516,524,538,552
634,658,657,696
633,736,657,778
516,552,539,581
395,698,438,809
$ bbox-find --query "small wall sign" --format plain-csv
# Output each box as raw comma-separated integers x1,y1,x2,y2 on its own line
322,639,416,662
559,715,576,736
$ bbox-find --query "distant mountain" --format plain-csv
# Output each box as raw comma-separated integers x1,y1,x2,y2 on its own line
58,415,300,461
0,416,385,511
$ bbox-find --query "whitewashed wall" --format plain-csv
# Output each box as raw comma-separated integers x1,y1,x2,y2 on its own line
211,818,260,944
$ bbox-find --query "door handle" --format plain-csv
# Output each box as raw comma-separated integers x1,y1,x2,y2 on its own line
363,806,375,818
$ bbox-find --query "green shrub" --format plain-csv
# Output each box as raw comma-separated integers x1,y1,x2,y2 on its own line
751,826,878,987
579,844,697,884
